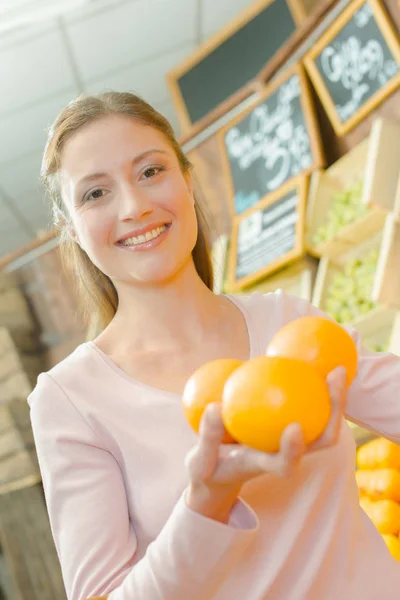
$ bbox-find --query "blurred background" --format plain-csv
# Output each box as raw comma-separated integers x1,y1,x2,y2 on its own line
2,0,400,597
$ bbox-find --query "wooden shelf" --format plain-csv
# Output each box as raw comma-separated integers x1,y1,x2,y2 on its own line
211,235,229,295
351,306,400,354
228,255,318,301
312,214,400,324
306,118,400,258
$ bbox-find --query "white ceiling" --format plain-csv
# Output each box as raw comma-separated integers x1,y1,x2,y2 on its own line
0,0,252,257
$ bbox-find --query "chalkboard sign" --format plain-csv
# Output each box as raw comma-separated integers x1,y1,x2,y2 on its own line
304,0,400,136
167,0,311,131
219,64,323,216
227,176,308,291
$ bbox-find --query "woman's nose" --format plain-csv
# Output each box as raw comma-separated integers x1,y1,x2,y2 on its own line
118,182,152,221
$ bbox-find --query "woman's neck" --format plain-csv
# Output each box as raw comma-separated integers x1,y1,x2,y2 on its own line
97,261,229,356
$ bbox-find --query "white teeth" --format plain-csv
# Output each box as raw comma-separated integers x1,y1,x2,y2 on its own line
119,225,166,246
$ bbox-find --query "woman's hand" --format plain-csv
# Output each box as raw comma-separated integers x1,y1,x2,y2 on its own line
184,366,347,523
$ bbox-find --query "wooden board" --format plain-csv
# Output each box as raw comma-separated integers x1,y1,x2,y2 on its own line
229,255,318,300
351,305,400,352
211,235,229,295
0,399,41,495
306,117,400,256
167,0,316,131
0,485,67,599
227,175,308,291
218,63,324,217
304,0,400,136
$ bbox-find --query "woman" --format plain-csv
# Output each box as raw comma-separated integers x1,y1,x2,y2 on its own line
28,92,400,600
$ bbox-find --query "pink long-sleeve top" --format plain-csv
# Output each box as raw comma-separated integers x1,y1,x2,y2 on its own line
28,291,400,600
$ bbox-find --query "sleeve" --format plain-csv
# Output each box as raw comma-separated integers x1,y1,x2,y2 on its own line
290,294,400,443
28,373,258,600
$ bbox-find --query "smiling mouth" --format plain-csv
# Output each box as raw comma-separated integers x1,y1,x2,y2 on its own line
117,224,170,247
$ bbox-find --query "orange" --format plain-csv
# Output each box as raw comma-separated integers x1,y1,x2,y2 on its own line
221,356,331,453
267,316,358,387
382,534,400,561
182,358,243,443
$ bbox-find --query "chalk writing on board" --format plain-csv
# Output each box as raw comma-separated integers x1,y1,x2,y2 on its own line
225,74,312,214
235,190,298,279
318,3,399,122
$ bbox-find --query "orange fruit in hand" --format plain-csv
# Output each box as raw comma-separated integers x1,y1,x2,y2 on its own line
221,356,331,453
267,316,358,387
182,358,243,443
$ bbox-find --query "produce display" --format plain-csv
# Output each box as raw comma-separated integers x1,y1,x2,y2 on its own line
324,248,380,324
182,316,357,453
357,438,400,561
363,340,389,352
312,181,368,247
357,438,400,470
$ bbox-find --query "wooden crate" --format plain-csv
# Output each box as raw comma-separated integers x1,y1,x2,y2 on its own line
211,234,229,295
351,307,400,354
0,398,41,495
230,256,318,302
306,118,400,258
0,287,34,333
312,214,400,325
0,328,43,406
0,485,67,600
0,271,18,292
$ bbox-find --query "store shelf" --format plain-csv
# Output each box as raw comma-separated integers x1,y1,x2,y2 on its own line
351,307,400,355
312,214,400,325
230,256,318,302
306,118,400,258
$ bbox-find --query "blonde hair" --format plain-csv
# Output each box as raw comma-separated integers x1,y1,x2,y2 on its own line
41,92,214,333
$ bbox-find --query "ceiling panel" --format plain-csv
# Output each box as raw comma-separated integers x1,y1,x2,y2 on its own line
0,18,57,51
67,0,197,81
201,0,252,39
0,29,77,116
0,151,43,197
64,0,129,23
84,43,194,110
0,89,79,165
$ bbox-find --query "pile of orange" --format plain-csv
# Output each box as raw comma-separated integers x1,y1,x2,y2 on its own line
357,437,400,562
182,316,358,453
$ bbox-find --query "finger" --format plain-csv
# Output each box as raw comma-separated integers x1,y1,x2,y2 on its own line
229,423,305,479
185,403,225,482
278,423,306,476
308,366,347,452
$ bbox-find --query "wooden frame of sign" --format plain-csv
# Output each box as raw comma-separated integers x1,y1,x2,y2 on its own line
218,63,324,218
167,0,318,132
226,175,308,292
304,0,400,136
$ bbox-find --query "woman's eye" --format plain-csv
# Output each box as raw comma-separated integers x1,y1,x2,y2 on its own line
142,165,164,179
85,188,105,202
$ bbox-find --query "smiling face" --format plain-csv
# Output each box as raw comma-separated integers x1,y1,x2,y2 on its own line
59,114,198,287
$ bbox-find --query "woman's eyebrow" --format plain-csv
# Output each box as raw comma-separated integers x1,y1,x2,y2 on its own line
76,149,169,187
